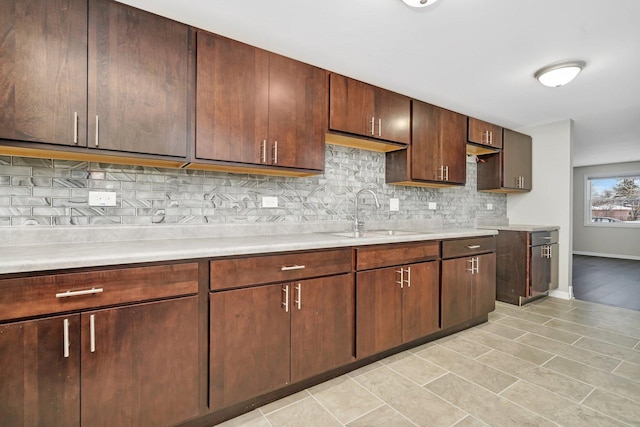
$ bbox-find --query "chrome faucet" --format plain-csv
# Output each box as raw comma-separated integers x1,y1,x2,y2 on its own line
354,189,381,235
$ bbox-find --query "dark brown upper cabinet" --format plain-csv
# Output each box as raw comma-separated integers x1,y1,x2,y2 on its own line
386,100,467,188
88,0,190,158
467,117,503,155
327,73,410,151
477,128,532,192
195,32,326,173
0,0,88,147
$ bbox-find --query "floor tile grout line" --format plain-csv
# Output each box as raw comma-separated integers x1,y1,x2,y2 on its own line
500,378,634,427
307,389,356,427
260,392,312,417
570,336,640,366
258,407,275,427
493,316,586,346
577,386,598,405
335,401,386,426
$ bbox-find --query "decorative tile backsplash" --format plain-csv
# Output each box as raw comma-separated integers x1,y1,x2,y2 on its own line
0,145,506,227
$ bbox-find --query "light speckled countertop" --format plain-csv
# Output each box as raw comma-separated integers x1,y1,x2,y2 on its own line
0,220,498,275
477,224,560,232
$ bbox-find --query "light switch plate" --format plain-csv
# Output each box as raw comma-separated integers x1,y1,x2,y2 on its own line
88,191,116,207
487,203,493,210
262,196,278,208
390,198,400,211
428,202,437,210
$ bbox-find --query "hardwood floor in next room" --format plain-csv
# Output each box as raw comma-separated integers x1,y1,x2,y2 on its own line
215,297,640,427
573,255,640,312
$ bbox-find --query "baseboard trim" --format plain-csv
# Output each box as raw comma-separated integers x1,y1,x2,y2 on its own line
573,251,640,261
549,289,572,300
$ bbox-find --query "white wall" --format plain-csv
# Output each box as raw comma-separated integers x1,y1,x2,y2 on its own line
573,161,640,259
508,120,574,299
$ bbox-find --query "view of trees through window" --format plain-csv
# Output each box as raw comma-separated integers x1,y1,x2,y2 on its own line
589,175,640,224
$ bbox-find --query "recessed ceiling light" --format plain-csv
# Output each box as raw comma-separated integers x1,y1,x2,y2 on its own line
401,0,439,8
534,61,586,87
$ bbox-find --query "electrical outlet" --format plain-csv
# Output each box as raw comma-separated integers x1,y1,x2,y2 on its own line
487,203,493,210
390,198,400,211
88,191,116,207
428,202,437,210
262,196,278,208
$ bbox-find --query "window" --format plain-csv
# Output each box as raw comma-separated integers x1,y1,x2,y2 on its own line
586,174,640,226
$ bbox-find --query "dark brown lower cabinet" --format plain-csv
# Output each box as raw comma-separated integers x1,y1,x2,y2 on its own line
356,261,439,358
81,297,200,427
209,273,354,410
0,315,81,427
441,253,496,329
0,296,199,427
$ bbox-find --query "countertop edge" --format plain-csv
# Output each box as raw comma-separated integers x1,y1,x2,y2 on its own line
0,229,497,275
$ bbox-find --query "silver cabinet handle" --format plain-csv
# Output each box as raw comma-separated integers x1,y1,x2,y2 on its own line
396,268,404,288
489,131,493,145
56,287,103,298
467,258,475,273
282,285,289,312
406,267,411,288
95,115,99,147
260,139,267,163
475,257,479,274
281,265,305,271
466,245,481,249
294,283,302,310
90,314,96,353
378,118,382,136
370,116,375,135
542,236,552,240
445,166,449,181
73,112,78,144
273,141,278,165
63,318,70,358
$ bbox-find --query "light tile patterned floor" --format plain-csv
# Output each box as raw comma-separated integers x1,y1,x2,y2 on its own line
216,297,640,427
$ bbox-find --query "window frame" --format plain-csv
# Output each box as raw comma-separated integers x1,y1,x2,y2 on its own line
584,172,640,228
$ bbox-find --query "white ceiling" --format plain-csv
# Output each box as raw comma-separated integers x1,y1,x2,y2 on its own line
115,0,640,167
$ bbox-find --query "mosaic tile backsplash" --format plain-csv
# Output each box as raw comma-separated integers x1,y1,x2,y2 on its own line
0,145,506,227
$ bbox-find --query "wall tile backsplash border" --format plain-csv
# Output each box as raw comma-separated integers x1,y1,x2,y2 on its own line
0,145,506,227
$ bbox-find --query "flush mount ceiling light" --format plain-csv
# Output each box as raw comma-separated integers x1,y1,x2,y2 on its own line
401,0,439,8
534,60,586,87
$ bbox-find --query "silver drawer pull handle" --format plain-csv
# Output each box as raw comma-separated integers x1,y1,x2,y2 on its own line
90,314,96,353
466,245,481,249
541,236,552,240
281,265,306,271
63,318,70,358
56,288,104,298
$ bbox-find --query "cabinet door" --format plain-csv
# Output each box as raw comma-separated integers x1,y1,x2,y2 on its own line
502,129,532,190
196,32,269,164
530,246,551,297
468,118,503,149
410,101,465,184
290,274,354,382
440,108,467,184
268,53,326,170
0,0,87,147
210,285,290,410
329,74,375,138
410,100,441,181
88,0,189,157
374,87,411,145
356,267,403,358
473,253,496,316
81,296,199,427
402,261,440,342
441,258,473,329
0,315,80,427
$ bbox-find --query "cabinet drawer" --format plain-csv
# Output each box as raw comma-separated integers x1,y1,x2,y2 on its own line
356,242,439,271
531,230,558,246
210,249,352,291
442,236,496,259
0,263,199,322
